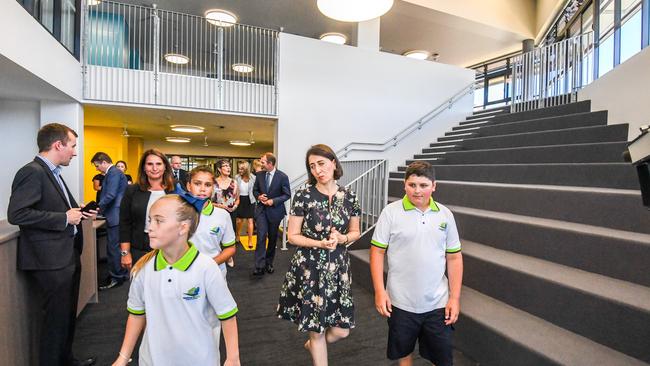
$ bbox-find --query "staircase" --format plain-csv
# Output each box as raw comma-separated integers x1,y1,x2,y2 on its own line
349,101,650,365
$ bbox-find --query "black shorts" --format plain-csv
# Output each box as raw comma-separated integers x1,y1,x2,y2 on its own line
387,307,453,365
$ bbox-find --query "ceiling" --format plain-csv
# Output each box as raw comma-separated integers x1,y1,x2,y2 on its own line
116,0,528,67
84,103,275,150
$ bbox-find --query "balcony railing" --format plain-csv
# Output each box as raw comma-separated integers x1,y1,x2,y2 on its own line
511,32,595,112
82,1,279,116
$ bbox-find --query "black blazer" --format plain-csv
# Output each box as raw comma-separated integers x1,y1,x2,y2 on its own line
253,169,291,222
119,184,172,250
173,169,189,190
8,157,83,270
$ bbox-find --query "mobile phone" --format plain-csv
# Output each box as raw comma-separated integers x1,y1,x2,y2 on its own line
81,201,99,213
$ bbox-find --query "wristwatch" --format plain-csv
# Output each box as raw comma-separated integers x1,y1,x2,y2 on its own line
120,250,129,257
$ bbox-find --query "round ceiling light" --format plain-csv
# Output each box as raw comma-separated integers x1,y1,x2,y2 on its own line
320,32,347,45
205,9,238,26
165,137,191,143
87,0,101,5
232,63,254,73
317,0,394,22
403,50,431,60
164,53,190,65
170,125,205,133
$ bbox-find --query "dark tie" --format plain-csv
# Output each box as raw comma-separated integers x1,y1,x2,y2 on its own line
266,172,271,191
174,170,179,181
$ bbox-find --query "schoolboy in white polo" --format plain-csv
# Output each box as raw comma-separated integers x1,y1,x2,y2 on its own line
370,161,463,366
186,165,237,278
113,195,240,366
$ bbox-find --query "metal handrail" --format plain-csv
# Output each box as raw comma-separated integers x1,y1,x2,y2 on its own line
289,81,474,188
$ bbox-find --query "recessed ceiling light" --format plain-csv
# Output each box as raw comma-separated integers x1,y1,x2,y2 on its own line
229,140,252,146
232,63,254,73
317,0,394,22
166,137,191,143
403,50,430,60
87,0,101,5
205,9,238,26
320,32,347,45
164,53,190,65
170,125,205,133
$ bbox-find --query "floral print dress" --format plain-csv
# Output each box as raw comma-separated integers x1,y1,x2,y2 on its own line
277,185,361,333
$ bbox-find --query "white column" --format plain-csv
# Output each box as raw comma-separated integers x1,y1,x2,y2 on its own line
40,101,85,202
357,17,381,51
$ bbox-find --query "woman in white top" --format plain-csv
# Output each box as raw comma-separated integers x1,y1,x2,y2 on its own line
235,161,256,249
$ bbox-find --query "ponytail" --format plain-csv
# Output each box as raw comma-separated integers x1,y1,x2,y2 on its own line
131,249,158,277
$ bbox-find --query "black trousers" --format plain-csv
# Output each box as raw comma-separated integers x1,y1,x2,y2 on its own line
254,213,281,269
30,252,81,366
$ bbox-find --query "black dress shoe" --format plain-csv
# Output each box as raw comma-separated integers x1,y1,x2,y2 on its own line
252,268,265,277
99,278,124,291
265,264,274,274
72,356,96,366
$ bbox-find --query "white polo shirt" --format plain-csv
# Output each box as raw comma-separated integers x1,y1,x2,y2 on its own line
371,196,461,314
127,244,238,366
190,201,237,276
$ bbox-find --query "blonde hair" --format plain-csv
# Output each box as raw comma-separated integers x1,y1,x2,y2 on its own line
252,159,262,173
238,161,251,180
131,195,200,276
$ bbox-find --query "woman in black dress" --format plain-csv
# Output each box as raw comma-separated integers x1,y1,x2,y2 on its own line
277,144,361,366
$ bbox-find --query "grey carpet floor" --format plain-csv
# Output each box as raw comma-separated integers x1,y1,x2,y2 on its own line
73,245,477,365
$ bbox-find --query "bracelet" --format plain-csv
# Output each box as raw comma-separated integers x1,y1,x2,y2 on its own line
118,351,132,363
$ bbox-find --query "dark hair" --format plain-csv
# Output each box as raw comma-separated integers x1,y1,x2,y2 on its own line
305,144,343,185
216,160,231,177
116,160,128,170
404,161,435,182
90,152,113,164
137,149,174,191
37,123,77,152
262,152,276,166
189,165,215,182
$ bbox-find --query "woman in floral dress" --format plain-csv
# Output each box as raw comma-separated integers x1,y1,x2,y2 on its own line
277,144,361,366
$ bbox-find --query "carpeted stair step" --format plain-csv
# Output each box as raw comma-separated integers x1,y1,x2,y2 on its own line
430,124,629,150
347,250,648,366
438,134,475,142
430,181,650,234
410,142,629,165
490,100,592,125
473,111,608,138
389,163,639,189
452,120,492,131
462,241,650,363
445,126,483,136
448,205,650,287
421,144,463,153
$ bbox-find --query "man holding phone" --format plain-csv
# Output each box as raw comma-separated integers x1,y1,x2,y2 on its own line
8,123,97,366
91,152,128,290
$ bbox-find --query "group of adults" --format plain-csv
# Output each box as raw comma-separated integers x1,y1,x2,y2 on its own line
9,122,462,366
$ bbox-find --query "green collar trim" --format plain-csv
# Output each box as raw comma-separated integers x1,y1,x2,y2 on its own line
201,201,214,216
401,195,440,212
155,243,199,271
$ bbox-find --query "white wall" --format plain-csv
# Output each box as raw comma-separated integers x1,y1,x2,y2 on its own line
277,33,474,181
578,46,650,141
0,0,82,101
0,100,40,220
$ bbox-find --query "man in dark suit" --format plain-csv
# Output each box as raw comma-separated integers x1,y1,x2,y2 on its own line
171,155,189,189
8,123,96,366
91,152,128,290
252,152,291,277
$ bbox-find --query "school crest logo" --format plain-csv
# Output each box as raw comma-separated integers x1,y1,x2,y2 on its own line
209,226,221,236
183,287,201,300
438,222,447,231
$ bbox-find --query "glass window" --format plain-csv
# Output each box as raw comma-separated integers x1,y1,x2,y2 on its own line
40,0,54,33
61,0,76,53
598,33,615,76
620,8,642,62
474,87,485,107
599,0,616,36
487,77,505,102
621,0,642,18
582,3,594,33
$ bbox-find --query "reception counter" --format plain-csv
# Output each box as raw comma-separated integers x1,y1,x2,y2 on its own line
0,218,103,366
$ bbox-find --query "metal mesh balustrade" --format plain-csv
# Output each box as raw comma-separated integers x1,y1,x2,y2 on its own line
83,1,278,116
